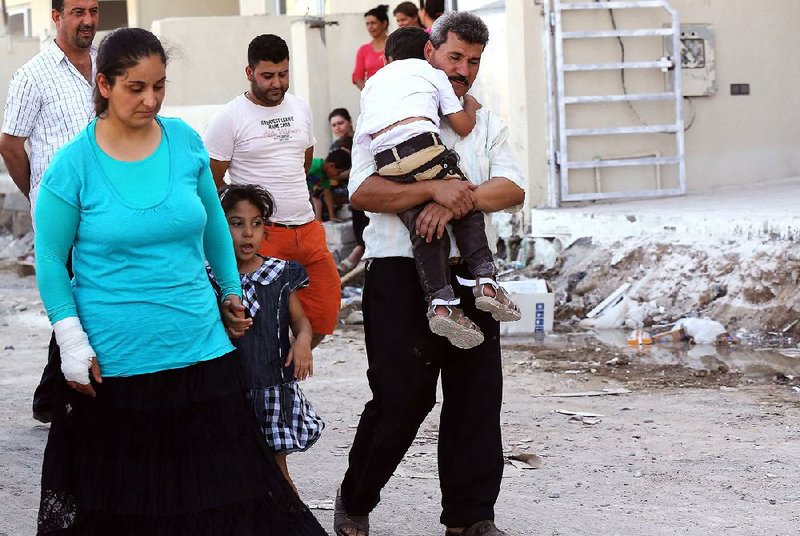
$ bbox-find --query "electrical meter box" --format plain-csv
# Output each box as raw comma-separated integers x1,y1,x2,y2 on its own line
665,23,716,97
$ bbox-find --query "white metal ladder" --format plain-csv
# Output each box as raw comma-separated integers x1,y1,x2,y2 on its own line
545,0,686,204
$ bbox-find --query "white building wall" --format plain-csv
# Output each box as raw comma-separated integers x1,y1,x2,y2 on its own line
4,0,798,209
0,37,41,138
153,13,365,155
517,0,800,205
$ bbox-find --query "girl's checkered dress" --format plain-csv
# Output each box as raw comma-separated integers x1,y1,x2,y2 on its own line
212,257,324,454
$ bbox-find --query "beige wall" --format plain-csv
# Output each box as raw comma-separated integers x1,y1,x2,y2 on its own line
128,0,239,31
327,1,404,17
506,0,547,212
522,0,800,204
28,0,50,40
153,13,365,155
5,1,797,208
0,37,41,129
672,0,800,191
239,0,278,16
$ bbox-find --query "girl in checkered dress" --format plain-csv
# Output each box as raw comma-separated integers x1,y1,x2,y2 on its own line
213,184,325,494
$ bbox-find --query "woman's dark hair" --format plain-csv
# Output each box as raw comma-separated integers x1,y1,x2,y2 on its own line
218,184,275,221
328,107,352,123
422,0,445,19
247,34,289,68
364,4,389,24
385,26,428,61
93,28,167,116
394,2,420,19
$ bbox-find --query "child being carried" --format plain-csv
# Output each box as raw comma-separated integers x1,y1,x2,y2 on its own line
357,26,521,349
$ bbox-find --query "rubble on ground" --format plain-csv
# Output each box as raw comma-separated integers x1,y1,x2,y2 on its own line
499,234,800,339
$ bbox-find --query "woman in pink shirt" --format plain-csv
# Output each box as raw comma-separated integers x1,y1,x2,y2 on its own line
352,4,389,90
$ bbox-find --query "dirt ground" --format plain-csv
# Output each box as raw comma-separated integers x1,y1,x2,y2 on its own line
1,269,799,536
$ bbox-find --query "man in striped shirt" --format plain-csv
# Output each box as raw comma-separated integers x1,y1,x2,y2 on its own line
0,0,99,422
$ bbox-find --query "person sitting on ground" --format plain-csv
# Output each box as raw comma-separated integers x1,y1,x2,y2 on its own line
329,108,355,153
328,108,368,276
307,148,352,222
356,26,521,349
210,184,325,496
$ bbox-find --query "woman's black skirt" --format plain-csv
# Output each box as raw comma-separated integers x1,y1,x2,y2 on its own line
37,352,326,535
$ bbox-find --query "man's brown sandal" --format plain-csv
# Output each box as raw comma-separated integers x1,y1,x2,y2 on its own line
445,520,509,536
427,301,484,349
333,488,369,536
471,278,522,322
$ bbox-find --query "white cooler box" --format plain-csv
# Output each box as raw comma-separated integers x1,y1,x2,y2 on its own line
497,279,554,335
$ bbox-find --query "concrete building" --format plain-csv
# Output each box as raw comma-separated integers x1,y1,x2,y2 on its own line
2,0,798,229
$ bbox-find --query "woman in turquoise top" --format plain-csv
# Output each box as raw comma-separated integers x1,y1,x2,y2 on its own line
33,28,326,535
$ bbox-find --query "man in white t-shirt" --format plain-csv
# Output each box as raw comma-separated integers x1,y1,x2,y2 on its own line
204,34,340,347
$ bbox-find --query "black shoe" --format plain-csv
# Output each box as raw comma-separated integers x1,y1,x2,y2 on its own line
32,410,52,424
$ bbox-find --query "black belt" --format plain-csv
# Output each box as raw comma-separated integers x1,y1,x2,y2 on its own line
266,221,310,229
374,132,442,169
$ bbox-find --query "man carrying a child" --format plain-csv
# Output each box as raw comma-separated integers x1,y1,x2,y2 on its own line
335,11,526,536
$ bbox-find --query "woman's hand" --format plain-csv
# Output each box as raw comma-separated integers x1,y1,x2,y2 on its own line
221,295,252,338
67,357,102,397
286,336,313,381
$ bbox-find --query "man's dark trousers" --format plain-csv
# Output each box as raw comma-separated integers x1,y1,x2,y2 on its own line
340,257,504,527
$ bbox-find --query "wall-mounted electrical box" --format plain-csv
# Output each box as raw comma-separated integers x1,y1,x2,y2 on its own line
665,23,716,97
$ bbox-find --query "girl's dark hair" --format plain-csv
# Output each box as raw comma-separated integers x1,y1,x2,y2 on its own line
364,4,389,24
328,107,352,122
218,184,275,221
394,2,420,19
94,28,167,116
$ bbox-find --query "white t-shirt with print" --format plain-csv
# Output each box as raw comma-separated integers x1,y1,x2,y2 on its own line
203,93,316,225
357,58,463,155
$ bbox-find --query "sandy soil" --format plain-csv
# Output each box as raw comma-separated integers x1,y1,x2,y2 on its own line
1,270,799,536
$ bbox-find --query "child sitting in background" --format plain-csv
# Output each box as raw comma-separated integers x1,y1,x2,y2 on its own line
307,148,352,222
210,184,325,494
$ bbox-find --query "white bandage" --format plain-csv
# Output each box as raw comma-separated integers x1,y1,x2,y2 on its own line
53,317,96,384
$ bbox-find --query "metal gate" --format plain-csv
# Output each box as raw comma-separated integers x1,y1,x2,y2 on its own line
543,0,686,205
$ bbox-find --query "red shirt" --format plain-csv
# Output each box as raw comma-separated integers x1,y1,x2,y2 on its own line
352,43,385,84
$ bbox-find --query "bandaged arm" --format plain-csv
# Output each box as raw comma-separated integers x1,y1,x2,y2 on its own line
34,187,95,384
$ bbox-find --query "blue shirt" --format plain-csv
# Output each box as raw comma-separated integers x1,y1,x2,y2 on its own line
35,116,241,377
